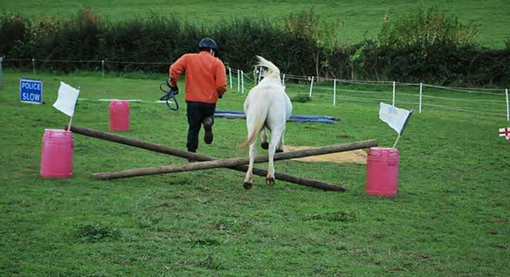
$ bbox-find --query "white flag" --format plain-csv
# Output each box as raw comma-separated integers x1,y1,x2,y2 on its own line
53,82,80,117
379,102,413,135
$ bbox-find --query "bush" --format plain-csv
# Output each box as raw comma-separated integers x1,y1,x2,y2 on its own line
213,18,320,77
0,13,30,57
351,7,510,86
25,8,102,72
0,7,509,87
285,8,319,41
379,7,478,48
99,13,195,72
291,95,312,103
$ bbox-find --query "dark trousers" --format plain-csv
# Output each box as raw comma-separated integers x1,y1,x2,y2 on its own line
186,101,216,152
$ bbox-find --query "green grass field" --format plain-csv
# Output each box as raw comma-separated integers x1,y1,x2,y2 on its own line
1,69,509,276
2,0,509,48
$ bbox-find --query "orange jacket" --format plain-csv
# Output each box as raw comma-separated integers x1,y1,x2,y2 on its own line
169,51,227,104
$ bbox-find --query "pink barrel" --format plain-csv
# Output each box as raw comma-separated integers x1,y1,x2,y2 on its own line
40,129,74,178
365,147,400,197
109,100,130,131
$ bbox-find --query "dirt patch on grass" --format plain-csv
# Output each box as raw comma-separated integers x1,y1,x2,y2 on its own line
284,146,367,164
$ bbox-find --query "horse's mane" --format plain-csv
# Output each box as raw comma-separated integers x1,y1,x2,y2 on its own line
256,56,280,80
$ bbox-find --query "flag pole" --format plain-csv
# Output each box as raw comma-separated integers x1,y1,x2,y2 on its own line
392,135,401,149
66,86,80,132
67,116,73,132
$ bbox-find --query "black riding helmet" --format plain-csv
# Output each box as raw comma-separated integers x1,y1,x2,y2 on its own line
198,38,218,56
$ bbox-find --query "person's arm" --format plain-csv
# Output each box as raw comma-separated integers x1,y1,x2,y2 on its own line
169,55,188,88
215,60,227,98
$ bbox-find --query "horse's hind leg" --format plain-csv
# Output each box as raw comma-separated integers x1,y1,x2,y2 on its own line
276,133,285,153
261,126,269,150
243,141,257,189
266,130,284,186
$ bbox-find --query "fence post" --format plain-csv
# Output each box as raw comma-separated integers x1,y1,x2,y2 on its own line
506,88,509,122
309,76,314,98
32,58,36,75
241,71,245,94
102,60,105,79
0,57,3,90
228,67,232,89
237,69,240,93
419,82,423,113
333,79,337,106
282,73,285,86
392,81,396,106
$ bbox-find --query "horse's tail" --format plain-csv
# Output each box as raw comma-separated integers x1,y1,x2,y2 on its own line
240,103,269,150
256,56,280,80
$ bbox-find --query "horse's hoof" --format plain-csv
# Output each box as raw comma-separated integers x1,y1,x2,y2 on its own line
276,149,284,153
266,178,275,186
243,182,253,190
261,142,269,149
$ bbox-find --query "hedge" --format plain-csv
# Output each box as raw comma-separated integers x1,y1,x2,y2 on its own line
1,9,509,87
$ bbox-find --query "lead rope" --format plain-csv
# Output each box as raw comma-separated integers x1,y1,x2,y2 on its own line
159,80,179,111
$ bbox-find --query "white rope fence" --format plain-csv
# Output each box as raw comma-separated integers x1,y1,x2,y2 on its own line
2,57,509,121
228,66,509,120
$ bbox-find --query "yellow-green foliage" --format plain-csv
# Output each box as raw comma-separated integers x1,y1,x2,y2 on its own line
379,7,478,48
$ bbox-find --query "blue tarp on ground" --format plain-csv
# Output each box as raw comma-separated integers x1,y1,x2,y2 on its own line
214,110,338,124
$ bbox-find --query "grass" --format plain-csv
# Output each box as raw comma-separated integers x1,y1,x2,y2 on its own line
1,69,509,276
1,0,510,48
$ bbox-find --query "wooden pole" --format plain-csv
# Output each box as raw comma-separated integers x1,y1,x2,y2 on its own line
68,125,371,192
67,117,73,132
92,139,378,180
392,135,401,149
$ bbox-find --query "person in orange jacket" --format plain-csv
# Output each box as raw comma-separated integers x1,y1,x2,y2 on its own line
169,38,227,153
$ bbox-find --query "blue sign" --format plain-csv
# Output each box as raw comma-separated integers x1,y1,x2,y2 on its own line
20,78,43,104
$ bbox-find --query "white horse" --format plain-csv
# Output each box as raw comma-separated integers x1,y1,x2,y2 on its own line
241,56,292,189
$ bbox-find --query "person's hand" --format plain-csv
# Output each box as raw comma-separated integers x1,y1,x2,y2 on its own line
167,79,179,95
171,85,179,95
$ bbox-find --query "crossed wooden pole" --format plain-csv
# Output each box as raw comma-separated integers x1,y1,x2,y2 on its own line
67,125,378,192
